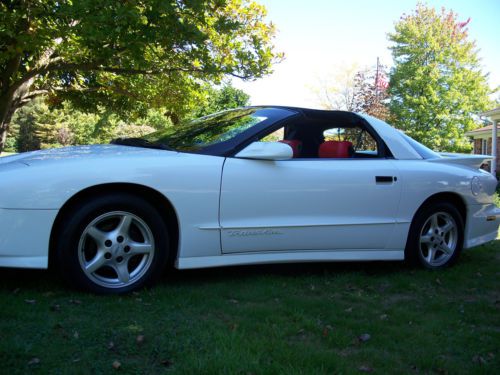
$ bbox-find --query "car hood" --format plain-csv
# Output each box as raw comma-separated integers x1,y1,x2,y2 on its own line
0,144,177,166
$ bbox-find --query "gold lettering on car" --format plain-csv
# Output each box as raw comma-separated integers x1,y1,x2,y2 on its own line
227,229,283,237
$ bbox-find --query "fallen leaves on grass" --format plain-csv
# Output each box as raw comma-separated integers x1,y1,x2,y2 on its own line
112,360,121,369
322,325,334,337
358,333,371,343
472,355,487,365
28,357,40,366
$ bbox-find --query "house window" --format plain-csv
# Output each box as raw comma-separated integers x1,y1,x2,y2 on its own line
482,139,488,154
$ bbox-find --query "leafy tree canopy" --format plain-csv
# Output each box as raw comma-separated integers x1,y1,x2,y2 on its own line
388,3,494,152
8,83,249,153
190,83,250,118
0,0,281,150
9,98,169,152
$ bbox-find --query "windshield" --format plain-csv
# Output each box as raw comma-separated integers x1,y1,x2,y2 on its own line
401,133,440,159
140,108,269,152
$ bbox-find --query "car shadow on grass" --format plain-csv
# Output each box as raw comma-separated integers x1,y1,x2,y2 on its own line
0,260,411,293
0,268,59,293
161,260,411,286
2,239,495,293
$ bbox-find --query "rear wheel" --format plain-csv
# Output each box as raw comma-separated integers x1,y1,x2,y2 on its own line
57,193,169,294
406,202,464,269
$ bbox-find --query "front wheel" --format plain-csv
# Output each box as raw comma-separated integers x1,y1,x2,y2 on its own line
56,193,169,294
406,202,464,269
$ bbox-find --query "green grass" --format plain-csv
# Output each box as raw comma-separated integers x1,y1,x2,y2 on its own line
1,243,499,374
0,152,15,157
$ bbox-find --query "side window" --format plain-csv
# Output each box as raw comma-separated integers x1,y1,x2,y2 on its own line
255,124,381,159
261,127,284,142
323,126,379,157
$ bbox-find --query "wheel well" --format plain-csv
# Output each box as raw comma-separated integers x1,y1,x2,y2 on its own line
416,192,467,226
48,183,179,268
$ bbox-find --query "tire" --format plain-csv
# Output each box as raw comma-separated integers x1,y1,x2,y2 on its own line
405,201,464,269
56,193,169,294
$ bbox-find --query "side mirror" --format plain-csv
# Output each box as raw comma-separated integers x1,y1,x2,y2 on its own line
235,141,293,161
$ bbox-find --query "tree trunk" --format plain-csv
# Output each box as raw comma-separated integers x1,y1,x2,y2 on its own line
0,113,16,154
0,93,15,153
165,111,180,125
0,78,35,153
0,126,7,152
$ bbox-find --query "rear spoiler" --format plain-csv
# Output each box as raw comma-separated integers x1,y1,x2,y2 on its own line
428,153,492,169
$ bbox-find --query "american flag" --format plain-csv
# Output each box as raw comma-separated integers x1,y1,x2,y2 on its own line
376,72,389,91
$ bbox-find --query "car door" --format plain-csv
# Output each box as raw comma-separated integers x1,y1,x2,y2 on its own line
219,126,402,254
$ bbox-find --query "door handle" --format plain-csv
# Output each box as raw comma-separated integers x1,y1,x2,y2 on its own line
375,176,397,183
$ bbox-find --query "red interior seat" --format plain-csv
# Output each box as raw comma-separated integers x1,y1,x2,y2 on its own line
318,141,353,158
279,139,302,158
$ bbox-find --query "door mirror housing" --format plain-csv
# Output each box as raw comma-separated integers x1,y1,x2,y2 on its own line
235,141,293,160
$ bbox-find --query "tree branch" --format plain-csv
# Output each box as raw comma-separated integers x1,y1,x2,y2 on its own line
1,53,22,93
9,61,253,96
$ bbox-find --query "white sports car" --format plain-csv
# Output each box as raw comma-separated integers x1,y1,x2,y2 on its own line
1,107,499,293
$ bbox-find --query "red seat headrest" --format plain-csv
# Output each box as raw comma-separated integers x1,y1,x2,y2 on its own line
279,139,302,158
318,141,353,158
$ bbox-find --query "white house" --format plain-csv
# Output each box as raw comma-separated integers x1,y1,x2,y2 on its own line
465,107,500,175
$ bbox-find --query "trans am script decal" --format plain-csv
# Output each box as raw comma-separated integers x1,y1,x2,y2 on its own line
227,229,284,237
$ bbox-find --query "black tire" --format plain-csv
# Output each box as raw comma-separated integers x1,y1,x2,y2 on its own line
405,201,464,269
56,193,169,294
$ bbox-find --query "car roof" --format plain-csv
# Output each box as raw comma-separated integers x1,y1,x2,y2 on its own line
245,105,359,121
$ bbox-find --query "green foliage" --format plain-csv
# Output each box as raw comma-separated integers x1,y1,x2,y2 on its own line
9,82,249,153
388,4,494,152
3,134,16,152
190,83,250,118
0,0,281,150
143,109,173,130
10,99,164,151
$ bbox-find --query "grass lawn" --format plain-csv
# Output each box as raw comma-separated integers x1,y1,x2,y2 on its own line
0,243,498,374
0,152,15,157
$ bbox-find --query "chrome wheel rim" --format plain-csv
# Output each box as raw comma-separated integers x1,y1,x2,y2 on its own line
419,211,457,267
78,211,155,289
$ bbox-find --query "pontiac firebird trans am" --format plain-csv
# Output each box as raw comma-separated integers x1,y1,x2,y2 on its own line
1,107,499,293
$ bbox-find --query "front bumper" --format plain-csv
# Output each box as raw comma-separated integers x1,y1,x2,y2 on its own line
0,208,58,268
465,204,500,249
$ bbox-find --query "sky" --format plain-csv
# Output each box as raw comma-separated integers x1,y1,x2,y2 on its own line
232,0,500,108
